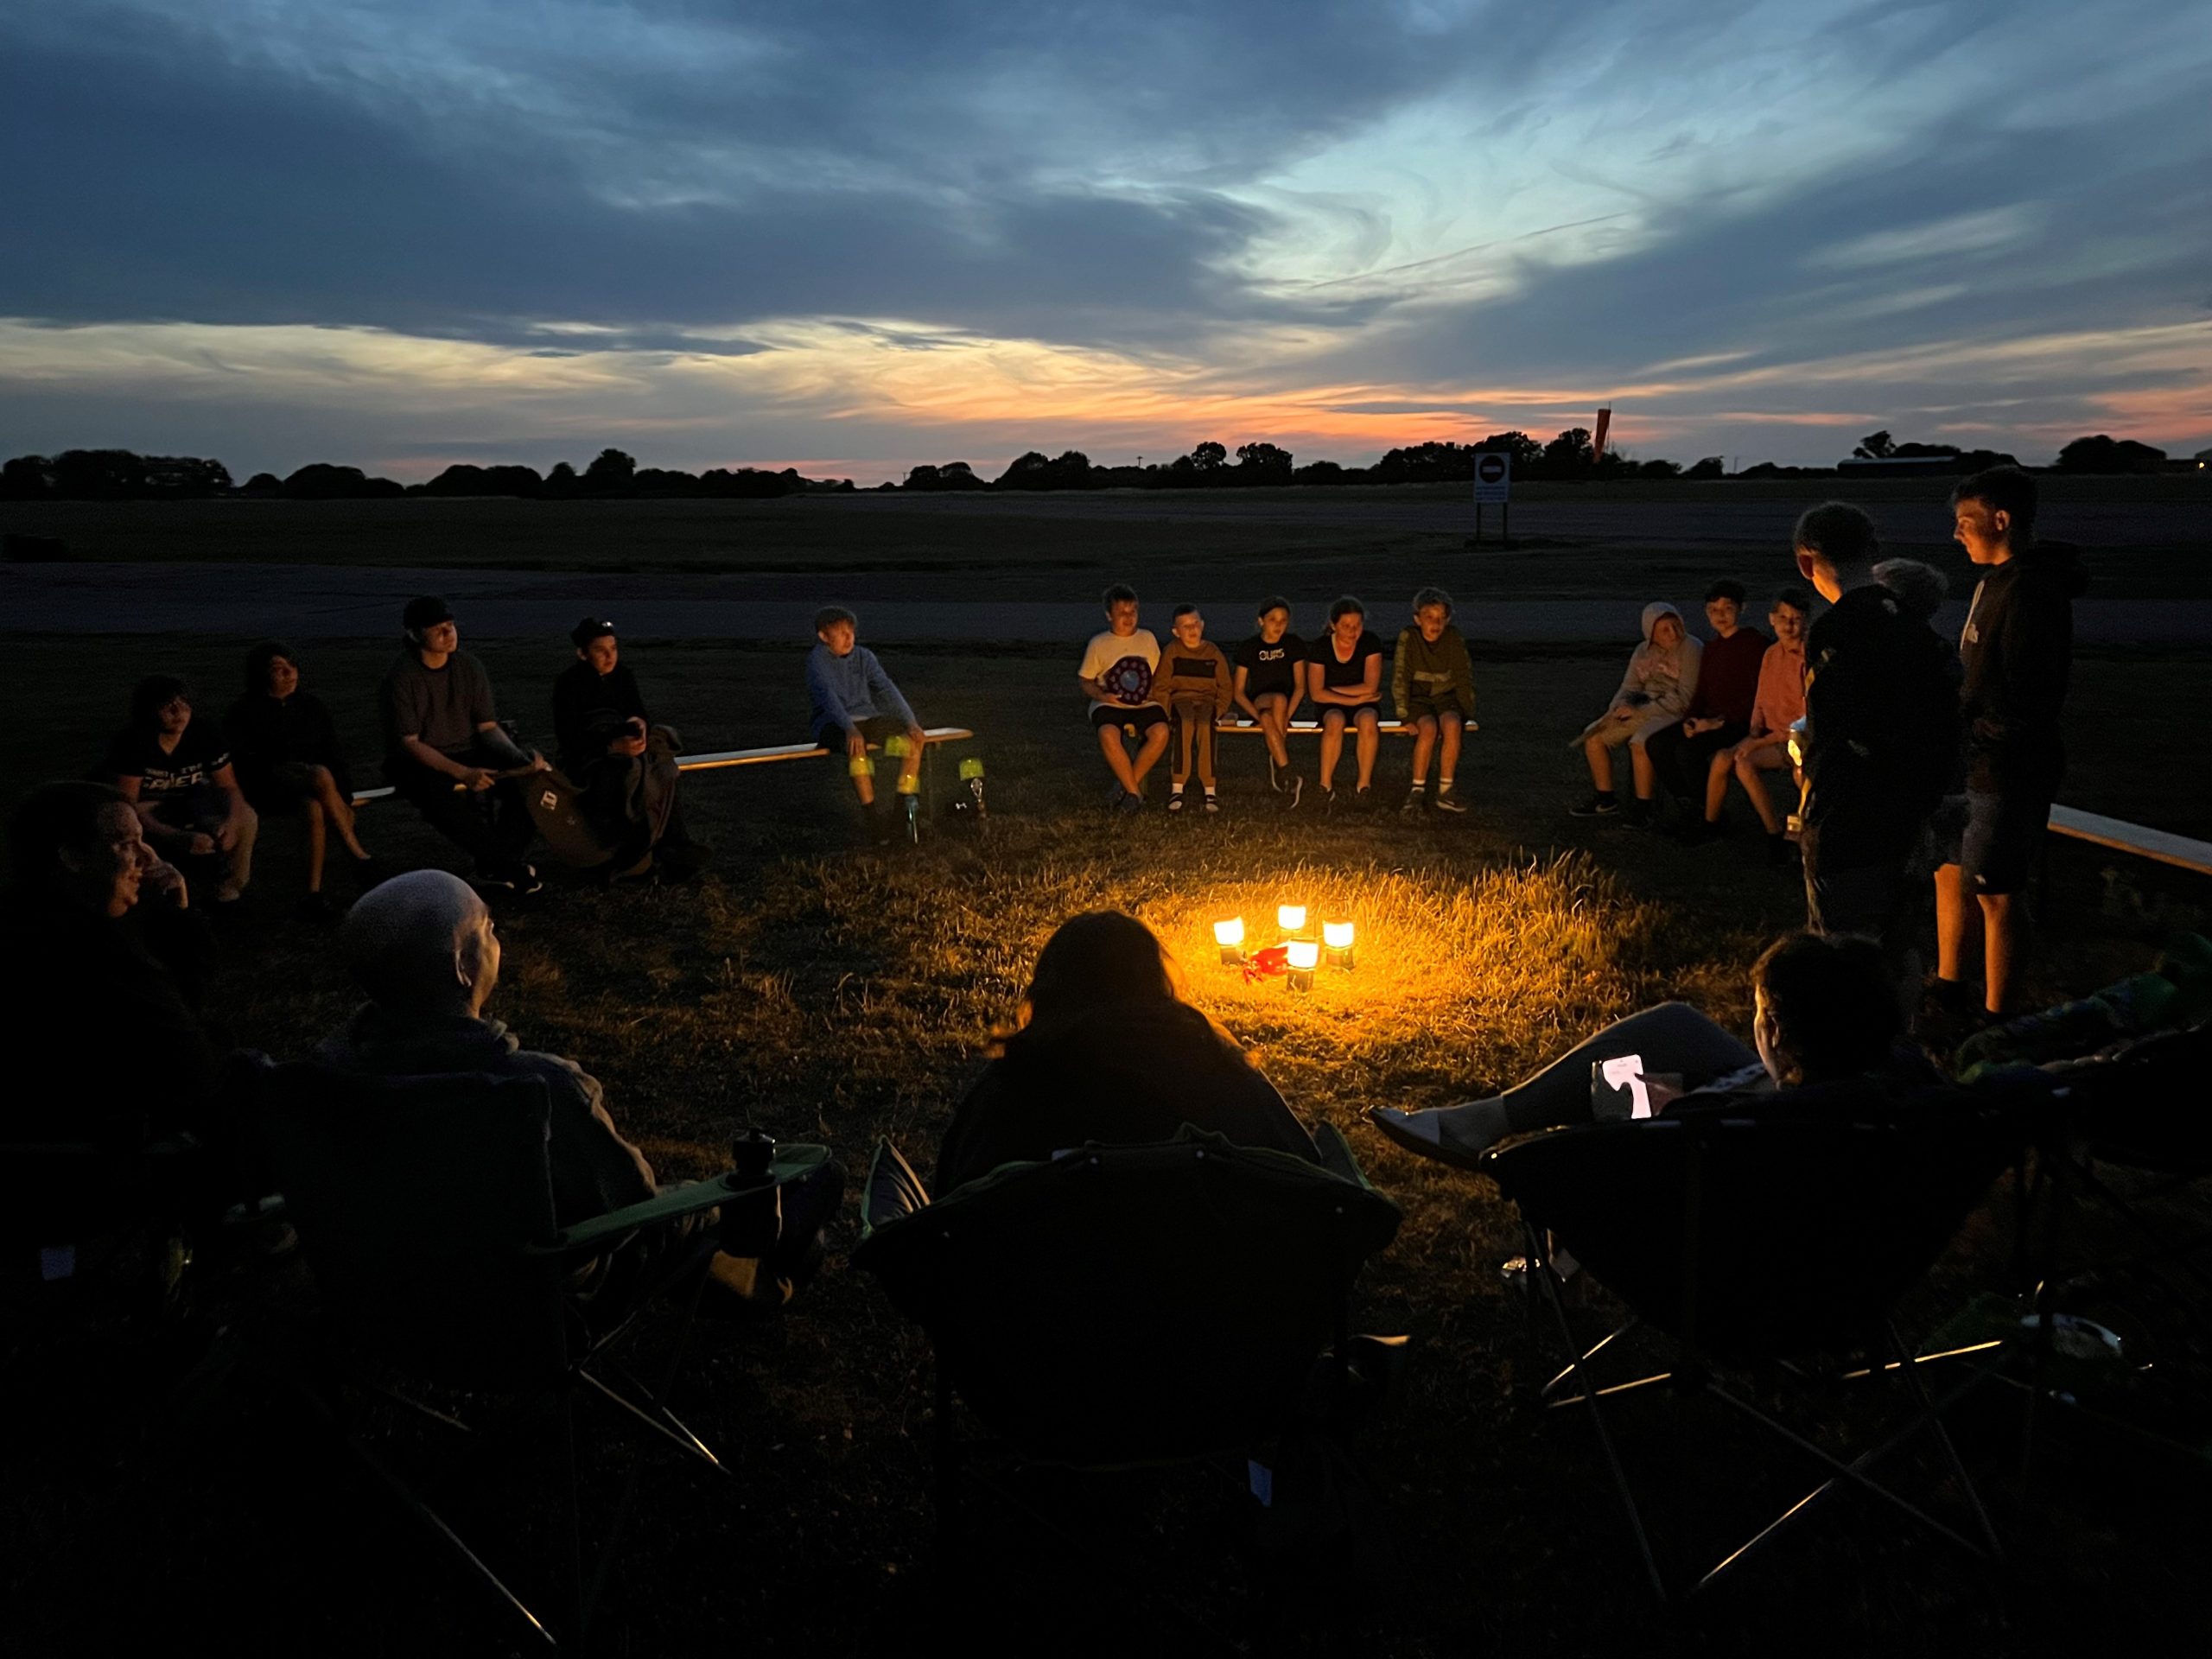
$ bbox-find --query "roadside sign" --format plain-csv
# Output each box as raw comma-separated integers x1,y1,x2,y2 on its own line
1473,452,1511,505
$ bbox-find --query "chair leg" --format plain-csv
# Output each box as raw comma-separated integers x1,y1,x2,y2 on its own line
1529,1223,1665,1599
560,1391,586,1649
1540,1317,1641,1401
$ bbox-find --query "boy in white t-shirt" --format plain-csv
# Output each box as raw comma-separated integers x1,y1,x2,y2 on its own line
1077,584,1171,815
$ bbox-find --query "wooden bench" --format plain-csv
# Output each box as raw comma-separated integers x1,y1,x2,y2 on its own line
350,726,976,805
2047,805,2212,878
1217,717,1478,737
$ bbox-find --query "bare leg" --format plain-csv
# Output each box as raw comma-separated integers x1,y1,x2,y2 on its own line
1934,861,1971,983
1585,732,1614,792
1409,715,1437,788
1439,716,1463,785
1130,721,1171,791
1981,892,2024,1014
1319,710,1346,789
308,766,371,858
1734,750,1785,835
1096,723,1139,794
302,798,327,892
1353,710,1380,788
1704,751,1732,823
1258,696,1291,768
1629,738,1656,801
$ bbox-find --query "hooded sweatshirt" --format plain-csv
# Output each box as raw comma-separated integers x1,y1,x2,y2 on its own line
1958,542,2088,798
313,1005,658,1228
1610,602,1702,719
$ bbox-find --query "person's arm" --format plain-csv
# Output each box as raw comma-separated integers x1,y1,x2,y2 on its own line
209,761,252,848
1992,581,2073,755
865,651,920,730
1353,643,1382,704
934,1061,1011,1193
1448,635,1475,715
1390,631,1412,720
1210,647,1233,718
111,772,211,856
467,658,542,768
1304,656,1336,705
1652,643,1700,719
1231,662,1259,721
535,1058,660,1224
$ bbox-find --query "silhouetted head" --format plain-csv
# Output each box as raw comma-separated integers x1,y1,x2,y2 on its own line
1793,502,1881,602
1020,911,1184,1031
10,780,149,917
1751,931,1899,1086
342,869,501,1020
1951,466,2038,563
245,640,301,698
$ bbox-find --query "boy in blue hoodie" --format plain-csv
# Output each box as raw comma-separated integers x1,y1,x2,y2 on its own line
808,607,926,840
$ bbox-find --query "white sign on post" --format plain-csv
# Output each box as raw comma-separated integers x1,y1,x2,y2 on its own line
1473,452,1511,505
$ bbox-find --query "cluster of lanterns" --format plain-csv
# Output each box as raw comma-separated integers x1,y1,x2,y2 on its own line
1212,904,1356,992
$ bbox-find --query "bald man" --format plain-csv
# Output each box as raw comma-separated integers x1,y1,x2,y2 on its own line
314,870,839,1310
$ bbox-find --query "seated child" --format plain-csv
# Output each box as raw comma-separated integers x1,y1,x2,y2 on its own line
1306,595,1385,810
556,617,702,877
808,607,927,843
1232,596,1306,808
104,674,258,907
1569,601,1701,824
1077,584,1170,815
1159,605,1233,813
1722,587,1811,864
1645,580,1766,835
223,639,378,919
1391,587,1475,816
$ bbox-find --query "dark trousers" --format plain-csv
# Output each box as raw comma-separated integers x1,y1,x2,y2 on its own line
1643,719,1748,803
388,747,534,872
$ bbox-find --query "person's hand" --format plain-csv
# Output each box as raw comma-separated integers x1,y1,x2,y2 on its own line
527,750,550,772
461,766,497,791
1730,737,1760,762
611,731,647,758
144,859,188,908
906,725,928,754
215,818,240,851
845,730,868,759
1611,704,1637,721
184,830,216,856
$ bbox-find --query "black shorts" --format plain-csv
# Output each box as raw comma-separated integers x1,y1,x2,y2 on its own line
1318,702,1382,724
1243,677,1299,705
816,714,914,753
1091,703,1167,734
1939,788,2050,896
1402,696,1469,725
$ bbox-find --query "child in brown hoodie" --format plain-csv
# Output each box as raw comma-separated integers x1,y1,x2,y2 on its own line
1160,605,1234,812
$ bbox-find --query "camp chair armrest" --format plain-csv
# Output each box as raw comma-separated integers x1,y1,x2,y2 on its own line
1313,1121,1377,1189
537,1145,835,1260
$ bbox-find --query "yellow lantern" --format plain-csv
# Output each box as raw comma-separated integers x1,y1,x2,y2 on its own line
1323,919,1356,969
1212,916,1246,966
1276,904,1306,934
1285,938,1319,992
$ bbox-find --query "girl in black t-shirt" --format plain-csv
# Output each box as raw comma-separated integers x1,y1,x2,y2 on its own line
1232,595,1306,804
1305,595,1384,808
103,674,258,906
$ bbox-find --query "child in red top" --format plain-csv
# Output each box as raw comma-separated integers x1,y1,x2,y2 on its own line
1720,587,1812,862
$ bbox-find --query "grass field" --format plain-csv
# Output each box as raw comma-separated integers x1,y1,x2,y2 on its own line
6,632,2209,1655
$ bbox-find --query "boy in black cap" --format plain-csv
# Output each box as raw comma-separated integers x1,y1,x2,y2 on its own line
552,616,703,877
378,595,545,894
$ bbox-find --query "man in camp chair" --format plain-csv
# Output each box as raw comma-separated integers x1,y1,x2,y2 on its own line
312,870,839,1313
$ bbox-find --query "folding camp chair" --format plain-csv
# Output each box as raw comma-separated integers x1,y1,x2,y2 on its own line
853,1126,1402,1626
251,1056,833,1649
1482,1084,2021,1602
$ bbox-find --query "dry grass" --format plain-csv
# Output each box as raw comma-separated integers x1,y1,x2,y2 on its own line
4,636,2209,1656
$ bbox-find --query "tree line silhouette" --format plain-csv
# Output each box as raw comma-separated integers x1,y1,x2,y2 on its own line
0,429,2177,504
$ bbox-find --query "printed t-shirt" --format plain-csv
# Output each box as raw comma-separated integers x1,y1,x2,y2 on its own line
102,722,232,820
1235,632,1306,699
1310,630,1383,695
1078,628,1163,709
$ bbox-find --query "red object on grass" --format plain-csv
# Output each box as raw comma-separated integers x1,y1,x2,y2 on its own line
1242,944,1291,982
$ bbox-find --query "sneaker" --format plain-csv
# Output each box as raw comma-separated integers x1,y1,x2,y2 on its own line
474,861,544,897
1674,817,1723,846
1319,786,1338,814
1203,793,1220,814
1116,791,1144,816
1433,790,1467,815
1400,792,1425,817
1268,754,1283,792
1620,799,1655,830
1568,794,1619,817
1168,790,1186,813
1353,786,1376,813
1281,772,1304,811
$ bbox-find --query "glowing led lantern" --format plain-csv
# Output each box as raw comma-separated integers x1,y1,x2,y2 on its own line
1322,919,1356,969
1285,938,1319,992
1276,904,1307,934
1213,916,1247,965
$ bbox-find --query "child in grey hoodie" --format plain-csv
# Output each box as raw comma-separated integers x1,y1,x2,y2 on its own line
1570,601,1702,823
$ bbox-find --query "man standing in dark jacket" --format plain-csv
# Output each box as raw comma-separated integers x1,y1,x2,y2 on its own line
1931,468,2086,1020
1791,503,1961,957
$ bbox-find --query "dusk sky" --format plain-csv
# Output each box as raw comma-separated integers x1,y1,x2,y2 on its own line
4,0,2209,484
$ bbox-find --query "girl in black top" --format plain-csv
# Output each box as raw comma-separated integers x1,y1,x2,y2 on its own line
1305,595,1384,808
1232,595,1306,802
222,641,378,913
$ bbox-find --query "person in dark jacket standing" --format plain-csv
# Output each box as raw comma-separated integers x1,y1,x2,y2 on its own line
1930,468,2086,1020
224,640,379,920
1791,503,1961,960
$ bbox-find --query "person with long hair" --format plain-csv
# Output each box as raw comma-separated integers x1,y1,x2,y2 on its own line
934,912,1319,1191
223,640,379,920
102,673,258,907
